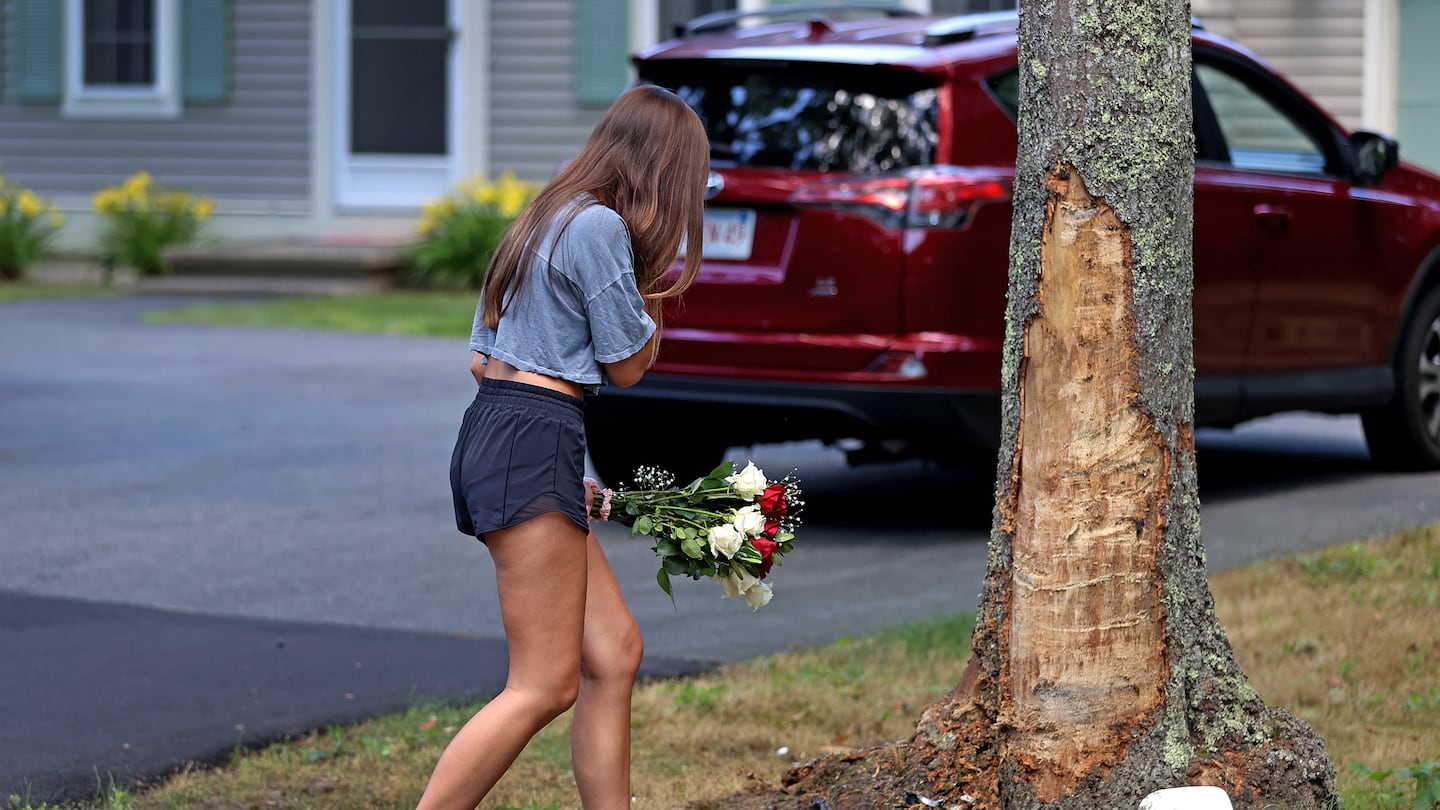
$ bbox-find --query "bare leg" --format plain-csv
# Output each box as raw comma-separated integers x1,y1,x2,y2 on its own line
572,530,645,810
416,513,589,810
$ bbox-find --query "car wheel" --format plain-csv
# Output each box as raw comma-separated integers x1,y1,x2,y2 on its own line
1362,285,1440,470
585,427,732,488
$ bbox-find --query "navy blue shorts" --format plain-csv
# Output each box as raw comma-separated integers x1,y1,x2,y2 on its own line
449,378,589,541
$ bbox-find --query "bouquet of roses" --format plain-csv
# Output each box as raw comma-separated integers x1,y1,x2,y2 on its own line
590,460,802,609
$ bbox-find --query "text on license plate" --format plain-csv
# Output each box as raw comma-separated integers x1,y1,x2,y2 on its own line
702,208,755,261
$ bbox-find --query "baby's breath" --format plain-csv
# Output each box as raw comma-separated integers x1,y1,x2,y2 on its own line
630,465,676,491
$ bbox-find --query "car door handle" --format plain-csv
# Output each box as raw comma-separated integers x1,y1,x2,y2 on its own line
1253,204,1292,231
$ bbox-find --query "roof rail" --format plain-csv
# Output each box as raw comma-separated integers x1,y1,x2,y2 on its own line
922,10,1017,46
923,10,1206,45
679,3,920,38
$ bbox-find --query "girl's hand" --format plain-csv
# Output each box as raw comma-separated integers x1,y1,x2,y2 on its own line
584,477,613,521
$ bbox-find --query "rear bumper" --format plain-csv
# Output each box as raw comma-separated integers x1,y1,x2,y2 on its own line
586,373,1001,457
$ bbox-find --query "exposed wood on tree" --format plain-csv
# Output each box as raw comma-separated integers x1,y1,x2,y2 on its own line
1007,165,1169,801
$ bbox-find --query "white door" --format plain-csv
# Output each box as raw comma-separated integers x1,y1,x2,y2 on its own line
336,0,459,209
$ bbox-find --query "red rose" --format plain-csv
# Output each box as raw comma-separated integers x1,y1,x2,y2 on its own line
759,484,787,518
752,536,777,578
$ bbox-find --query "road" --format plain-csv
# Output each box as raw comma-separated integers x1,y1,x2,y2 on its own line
3,294,1438,800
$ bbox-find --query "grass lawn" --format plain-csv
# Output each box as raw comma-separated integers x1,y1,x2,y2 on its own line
16,530,1439,810
140,292,479,339
0,282,114,303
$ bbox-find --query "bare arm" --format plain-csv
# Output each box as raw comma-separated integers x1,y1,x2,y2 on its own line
601,328,660,388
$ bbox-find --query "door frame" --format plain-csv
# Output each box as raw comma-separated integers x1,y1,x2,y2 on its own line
332,0,463,210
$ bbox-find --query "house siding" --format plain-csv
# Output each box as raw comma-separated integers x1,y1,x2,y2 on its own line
1194,0,1364,130
0,0,311,208
489,0,606,181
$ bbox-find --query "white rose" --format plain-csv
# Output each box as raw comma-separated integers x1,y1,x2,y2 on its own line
743,581,773,610
717,567,760,599
716,571,743,599
707,524,745,559
731,504,768,537
726,461,768,500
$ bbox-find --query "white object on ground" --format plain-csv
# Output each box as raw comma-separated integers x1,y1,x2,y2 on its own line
1139,786,1234,810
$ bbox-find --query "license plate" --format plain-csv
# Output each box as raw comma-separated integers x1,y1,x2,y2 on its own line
701,208,755,260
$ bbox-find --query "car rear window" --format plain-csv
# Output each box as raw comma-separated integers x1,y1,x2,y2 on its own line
640,62,940,173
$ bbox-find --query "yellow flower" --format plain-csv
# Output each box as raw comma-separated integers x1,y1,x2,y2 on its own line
495,171,535,219
473,183,499,206
122,170,152,194
18,190,44,219
121,172,153,208
93,187,127,215
193,198,215,220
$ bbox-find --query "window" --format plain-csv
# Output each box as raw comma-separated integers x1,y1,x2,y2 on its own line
83,0,156,85
646,64,940,173
63,0,179,119
1195,62,1327,174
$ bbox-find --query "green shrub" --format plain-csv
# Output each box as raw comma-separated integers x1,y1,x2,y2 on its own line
407,172,538,290
0,174,64,280
93,171,213,275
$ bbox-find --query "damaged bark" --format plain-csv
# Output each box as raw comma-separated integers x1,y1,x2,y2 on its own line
1005,165,1169,801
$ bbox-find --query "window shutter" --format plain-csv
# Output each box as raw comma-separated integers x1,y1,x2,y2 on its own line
15,0,63,103
575,0,630,107
181,0,229,103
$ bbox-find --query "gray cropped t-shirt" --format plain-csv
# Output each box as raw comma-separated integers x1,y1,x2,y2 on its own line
469,196,656,391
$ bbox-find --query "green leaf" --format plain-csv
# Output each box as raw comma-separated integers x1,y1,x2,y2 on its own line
734,545,763,564
707,460,735,480
655,539,680,557
663,556,689,575
634,515,654,536
656,568,675,609
680,537,705,560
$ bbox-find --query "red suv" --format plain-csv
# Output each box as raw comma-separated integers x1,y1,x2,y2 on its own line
583,6,1440,484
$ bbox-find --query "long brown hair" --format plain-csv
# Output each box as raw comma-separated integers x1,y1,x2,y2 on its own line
480,85,709,331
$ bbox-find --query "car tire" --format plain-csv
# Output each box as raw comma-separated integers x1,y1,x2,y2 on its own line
585,425,732,488
1361,285,1440,470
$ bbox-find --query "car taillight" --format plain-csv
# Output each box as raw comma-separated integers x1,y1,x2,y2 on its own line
789,169,1009,230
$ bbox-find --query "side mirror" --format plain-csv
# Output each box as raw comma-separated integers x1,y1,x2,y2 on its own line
1351,130,1400,184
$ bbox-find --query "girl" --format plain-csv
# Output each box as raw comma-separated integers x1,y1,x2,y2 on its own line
418,86,709,810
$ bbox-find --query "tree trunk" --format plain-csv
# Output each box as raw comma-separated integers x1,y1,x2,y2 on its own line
726,1,1340,808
